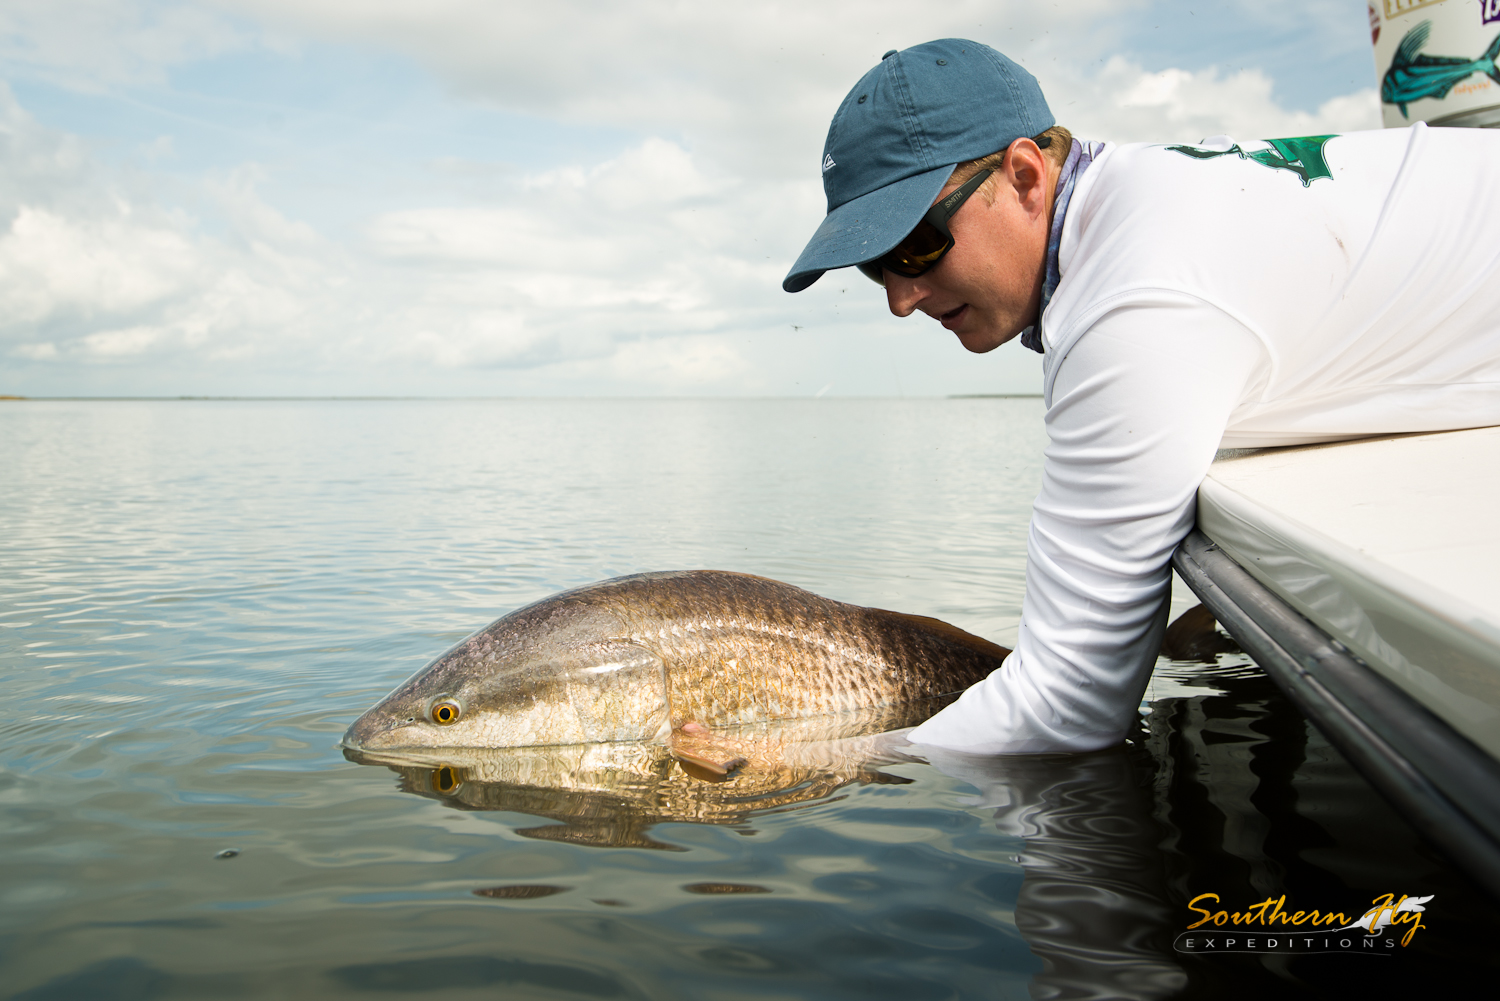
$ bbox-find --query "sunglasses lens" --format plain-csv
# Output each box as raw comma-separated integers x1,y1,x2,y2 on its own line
856,261,886,287
881,221,952,277
857,214,957,286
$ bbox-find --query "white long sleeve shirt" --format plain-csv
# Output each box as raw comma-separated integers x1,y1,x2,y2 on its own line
908,123,1500,753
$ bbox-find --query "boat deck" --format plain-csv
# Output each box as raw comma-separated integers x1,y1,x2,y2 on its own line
1197,425,1500,759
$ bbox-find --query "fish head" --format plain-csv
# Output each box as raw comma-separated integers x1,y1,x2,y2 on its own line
342,599,670,751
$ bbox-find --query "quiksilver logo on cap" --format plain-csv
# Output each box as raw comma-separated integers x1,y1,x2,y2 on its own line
822,154,836,173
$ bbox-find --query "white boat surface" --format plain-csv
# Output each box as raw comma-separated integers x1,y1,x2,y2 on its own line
1172,425,1500,899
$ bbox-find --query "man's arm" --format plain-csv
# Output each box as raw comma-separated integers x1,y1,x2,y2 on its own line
908,295,1265,753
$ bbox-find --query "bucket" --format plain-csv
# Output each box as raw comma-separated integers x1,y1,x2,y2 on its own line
1370,0,1500,127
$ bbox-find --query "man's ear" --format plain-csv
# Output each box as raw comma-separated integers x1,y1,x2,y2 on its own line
1003,138,1050,216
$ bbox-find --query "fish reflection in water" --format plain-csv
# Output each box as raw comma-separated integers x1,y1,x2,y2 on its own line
344,705,933,851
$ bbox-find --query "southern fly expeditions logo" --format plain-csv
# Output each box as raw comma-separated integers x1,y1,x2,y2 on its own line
1173,892,1434,955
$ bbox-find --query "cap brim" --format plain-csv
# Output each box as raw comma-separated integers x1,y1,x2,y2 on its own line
782,164,956,293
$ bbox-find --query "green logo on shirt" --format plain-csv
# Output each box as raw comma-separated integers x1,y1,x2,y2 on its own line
1164,135,1338,187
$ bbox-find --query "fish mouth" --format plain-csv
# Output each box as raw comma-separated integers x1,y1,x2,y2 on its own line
341,710,427,753
342,743,456,769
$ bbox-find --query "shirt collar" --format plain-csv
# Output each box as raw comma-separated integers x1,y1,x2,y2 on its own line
1019,138,1105,354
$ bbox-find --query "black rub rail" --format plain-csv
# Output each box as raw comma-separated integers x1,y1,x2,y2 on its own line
1172,528,1500,903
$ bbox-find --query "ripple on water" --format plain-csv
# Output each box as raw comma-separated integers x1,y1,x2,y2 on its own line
1,400,1496,998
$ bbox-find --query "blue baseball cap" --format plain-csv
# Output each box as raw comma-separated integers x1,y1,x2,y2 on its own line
783,39,1053,293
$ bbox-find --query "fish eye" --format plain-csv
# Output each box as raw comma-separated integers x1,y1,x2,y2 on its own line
429,697,463,726
431,765,464,794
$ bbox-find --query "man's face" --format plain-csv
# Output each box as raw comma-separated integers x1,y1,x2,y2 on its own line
881,140,1054,354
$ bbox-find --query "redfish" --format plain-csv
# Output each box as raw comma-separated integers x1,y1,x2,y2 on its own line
342,570,1010,763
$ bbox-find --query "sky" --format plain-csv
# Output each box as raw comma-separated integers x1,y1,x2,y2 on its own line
0,0,1383,398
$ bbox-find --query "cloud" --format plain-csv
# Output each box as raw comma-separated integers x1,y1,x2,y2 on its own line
0,73,778,391
215,0,1382,169
1,205,198,325
0,83,331,368
358,136,774,376
1059,57,1380,143
0,2,1391,395
216,0,1131,174
0,0,249,89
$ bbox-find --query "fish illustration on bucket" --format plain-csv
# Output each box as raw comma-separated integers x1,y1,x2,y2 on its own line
1371,0,1500,128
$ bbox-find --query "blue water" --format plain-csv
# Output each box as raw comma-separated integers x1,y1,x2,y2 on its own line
2,399,1495,1000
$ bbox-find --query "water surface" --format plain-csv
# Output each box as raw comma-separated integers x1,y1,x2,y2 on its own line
2,399,1495,999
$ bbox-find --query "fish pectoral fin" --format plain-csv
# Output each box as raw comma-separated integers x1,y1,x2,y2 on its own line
669,726,749,781
673,750,748,782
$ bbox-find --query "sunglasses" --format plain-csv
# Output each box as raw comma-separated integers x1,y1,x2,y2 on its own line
856,168,993,287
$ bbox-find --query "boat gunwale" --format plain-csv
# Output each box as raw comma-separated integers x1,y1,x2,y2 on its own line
1173,528,1500,903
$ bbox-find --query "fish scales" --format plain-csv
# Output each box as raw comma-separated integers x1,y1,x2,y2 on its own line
343,570,1010,751
617,575,922,721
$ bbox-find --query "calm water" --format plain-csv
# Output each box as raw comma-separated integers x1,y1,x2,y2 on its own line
2,399,1495,1000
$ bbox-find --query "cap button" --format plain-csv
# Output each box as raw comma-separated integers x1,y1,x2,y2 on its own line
882,49,897,60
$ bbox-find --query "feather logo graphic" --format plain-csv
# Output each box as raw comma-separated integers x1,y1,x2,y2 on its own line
1338,893,1434,946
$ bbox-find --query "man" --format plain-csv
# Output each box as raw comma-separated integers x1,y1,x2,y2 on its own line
784,39,1500,753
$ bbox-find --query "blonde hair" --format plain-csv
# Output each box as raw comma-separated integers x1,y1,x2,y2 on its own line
950,125,1073,199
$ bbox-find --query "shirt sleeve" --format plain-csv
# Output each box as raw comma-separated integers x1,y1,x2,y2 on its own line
907,295,1266,753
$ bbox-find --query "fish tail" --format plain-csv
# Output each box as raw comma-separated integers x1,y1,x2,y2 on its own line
1484,31,1500,84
